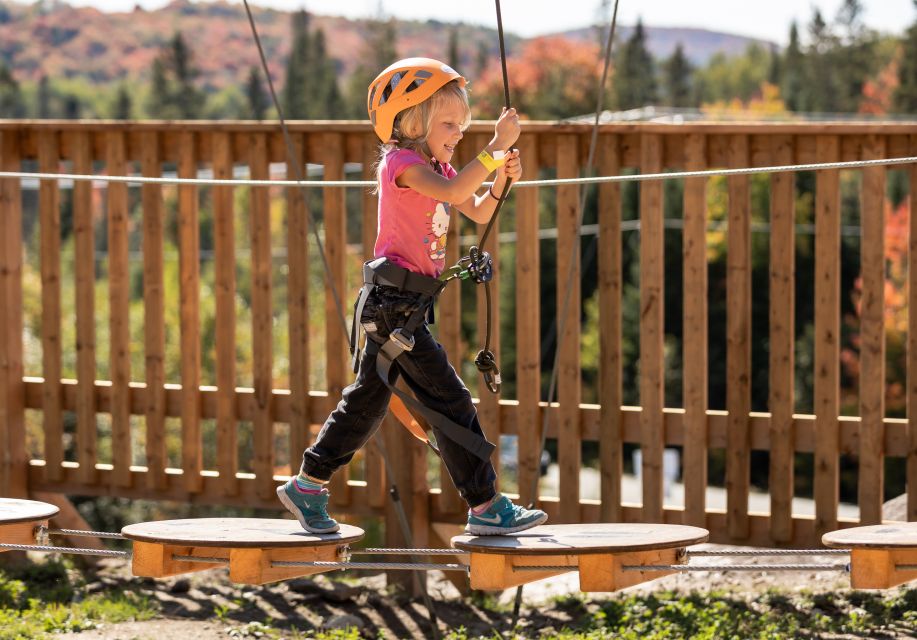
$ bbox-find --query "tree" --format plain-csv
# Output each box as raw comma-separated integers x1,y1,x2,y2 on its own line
894,4,917,112
144,31,204,119
246,66,268,120
613,18,657,110
170,31,203,118
310,28,344,118
474,36,601,119
112,83,133,119
282,9,310,119
663,43,692,108
448,26,460,71
345,15,398,118
38,75,51,118
782,22,804,111
0,63,26,118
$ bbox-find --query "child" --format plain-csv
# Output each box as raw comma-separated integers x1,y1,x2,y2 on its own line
277,57,548,536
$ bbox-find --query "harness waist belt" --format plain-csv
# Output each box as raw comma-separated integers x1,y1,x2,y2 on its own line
362,258,444,297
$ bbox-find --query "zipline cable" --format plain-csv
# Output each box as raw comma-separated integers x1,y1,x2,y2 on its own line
5,154,917,188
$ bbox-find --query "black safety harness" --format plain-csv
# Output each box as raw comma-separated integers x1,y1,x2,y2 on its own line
350,254,496,461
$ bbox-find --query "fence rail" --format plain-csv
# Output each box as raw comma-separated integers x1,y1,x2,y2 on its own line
1,120,916,550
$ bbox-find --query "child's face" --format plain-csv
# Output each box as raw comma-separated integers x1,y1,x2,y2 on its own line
426,101,467,164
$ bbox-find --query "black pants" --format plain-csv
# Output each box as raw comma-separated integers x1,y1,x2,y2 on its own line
301,288,497,508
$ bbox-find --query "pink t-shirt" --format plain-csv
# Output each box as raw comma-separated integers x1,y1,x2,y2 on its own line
374,148,457,278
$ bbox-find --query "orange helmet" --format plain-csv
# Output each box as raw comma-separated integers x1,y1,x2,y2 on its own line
367,57,467,143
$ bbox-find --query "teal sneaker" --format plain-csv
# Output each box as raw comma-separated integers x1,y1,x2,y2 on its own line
276,479,340,534
465,494,548,535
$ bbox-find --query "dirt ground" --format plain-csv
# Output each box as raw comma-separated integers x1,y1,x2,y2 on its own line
45,540,868,640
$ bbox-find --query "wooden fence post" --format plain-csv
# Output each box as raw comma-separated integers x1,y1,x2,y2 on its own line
0,130,27,498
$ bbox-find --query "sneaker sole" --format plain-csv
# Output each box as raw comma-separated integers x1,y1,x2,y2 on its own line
464,512,548,536
276,485,340,534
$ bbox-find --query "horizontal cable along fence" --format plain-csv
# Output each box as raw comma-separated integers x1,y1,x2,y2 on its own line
1,120,916,549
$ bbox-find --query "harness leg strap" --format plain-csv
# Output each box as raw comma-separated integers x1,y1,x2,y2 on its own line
371,339,496,462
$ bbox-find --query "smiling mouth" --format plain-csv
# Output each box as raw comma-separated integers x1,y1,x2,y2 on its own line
444,144,456,153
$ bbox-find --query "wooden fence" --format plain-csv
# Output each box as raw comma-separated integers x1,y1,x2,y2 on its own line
0,121,916,550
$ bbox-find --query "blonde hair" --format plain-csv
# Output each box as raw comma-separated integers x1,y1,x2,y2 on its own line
375,80,471,187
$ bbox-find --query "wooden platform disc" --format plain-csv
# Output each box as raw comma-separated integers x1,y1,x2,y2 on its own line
823,523,917,549
452,523,709,555
0,498,59,525
121,518,364,549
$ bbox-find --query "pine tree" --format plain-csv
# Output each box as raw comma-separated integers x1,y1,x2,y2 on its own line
345,15,398,118
144,31,204,118
246,66,268,120
782,22,804,111
283,9,311,119
613,18,657,110
0,63,25,118
310,28,343,118
663,43,692,108
895,2,917,112
146,57,171,118
767,45,782,87
448,26,460,71
170,32,203,119
38,75,51,118
112,84,132,119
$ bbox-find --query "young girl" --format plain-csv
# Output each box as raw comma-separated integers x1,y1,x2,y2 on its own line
277,57,548,536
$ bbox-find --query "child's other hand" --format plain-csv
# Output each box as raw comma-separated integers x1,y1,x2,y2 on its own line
496,149,522,182
492,107,520,150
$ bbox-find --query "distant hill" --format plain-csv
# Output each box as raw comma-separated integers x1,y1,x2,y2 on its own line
558,25,776,65
0,0,774,91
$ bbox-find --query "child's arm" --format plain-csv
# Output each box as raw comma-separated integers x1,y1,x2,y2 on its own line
452,149,521,224
396,108,520,208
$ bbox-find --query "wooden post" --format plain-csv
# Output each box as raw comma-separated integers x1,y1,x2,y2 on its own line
516,132,542,509
322,133,350,506
360,136,386,510
72,131,97,486
639,133,665,523
38,131,63,484
107,130,132,489
769,135,796,542
249,132,274,501
858,135,886,525
598,134,623,522
287,132,310,482
141,131,167,491
178,131,202,494
726,135,751,540
0,130,27,498
813,135,841,537
213,131,238,496
557,133,581,523
682,133,708,529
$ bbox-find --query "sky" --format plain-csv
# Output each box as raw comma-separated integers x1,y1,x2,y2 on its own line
29,0,917,44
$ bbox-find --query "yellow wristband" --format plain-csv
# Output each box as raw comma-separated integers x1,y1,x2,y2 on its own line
476,149,506,173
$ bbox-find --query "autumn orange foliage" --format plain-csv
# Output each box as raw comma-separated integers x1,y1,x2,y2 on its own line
471,36,604,119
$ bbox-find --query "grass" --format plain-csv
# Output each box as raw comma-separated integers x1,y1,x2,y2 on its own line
447,587,917,639
0,558,158,640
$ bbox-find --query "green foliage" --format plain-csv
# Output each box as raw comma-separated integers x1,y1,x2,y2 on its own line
246,66,269,120
0,62,26,117
145,31,205,119
662,44,692,107
613,19,656,110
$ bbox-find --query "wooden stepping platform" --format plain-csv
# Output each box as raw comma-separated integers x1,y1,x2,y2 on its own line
122,518,363,585
452,523,709,591
0,498,59,549
823,522,917,589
